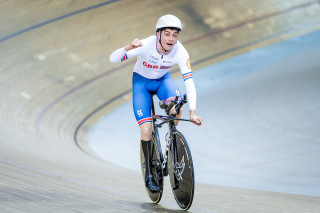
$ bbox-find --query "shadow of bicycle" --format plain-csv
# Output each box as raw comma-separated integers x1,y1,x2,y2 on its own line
140,202,190,213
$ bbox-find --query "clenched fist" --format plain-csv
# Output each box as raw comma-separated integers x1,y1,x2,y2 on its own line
124,38,143,51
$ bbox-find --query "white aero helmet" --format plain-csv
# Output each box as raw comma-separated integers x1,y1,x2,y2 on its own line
156,14,182,32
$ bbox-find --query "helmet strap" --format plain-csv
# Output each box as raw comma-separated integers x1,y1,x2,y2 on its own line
159,30,169,53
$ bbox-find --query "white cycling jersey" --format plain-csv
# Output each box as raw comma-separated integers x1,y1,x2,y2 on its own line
110,35,196,110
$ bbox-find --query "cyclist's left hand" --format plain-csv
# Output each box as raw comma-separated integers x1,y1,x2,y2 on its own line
190,110,203,126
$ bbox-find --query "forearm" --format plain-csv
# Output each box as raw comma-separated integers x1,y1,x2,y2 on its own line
110,38,143,63
185,79,196,110
109,47,127,63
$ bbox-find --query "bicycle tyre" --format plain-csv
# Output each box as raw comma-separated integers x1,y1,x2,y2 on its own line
139,130,163,203
168,130,194,210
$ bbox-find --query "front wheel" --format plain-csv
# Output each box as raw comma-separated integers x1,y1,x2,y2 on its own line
168,130,195,210
140,132,163,203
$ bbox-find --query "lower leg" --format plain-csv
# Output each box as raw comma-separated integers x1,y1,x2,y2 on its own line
140,123,160,192
141,140,160,192
141,140,152,177
140,122,152,141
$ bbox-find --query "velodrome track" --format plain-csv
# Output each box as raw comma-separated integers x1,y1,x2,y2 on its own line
1,0,320,212
89,29,320,197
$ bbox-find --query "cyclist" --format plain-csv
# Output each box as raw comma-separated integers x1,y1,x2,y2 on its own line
109,14,202,193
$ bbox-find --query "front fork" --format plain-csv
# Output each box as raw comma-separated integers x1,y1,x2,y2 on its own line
165,123,180,189
162,133,170,176
155,119,180,189
162,121,175,174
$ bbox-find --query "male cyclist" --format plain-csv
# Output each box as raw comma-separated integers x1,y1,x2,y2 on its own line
110,14,202,193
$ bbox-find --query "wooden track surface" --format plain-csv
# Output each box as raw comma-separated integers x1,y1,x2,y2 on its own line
1,0,320,212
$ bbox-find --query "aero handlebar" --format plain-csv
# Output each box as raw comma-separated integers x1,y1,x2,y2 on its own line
159,94,188,115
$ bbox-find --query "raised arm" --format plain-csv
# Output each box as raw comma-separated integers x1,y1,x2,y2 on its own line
124,38,143,51
109,38,143,63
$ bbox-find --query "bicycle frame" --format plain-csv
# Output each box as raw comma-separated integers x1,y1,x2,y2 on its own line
151,96,192,172
148,95,195,210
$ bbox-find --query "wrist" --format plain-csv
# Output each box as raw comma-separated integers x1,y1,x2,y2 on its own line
124,45,131,51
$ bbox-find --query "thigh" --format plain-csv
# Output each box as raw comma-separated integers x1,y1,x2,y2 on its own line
157,72,182,103
132,73,153,125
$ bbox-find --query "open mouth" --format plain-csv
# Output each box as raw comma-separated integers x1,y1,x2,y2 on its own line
167,43,173,46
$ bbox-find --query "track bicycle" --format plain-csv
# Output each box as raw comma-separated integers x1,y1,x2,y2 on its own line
140,94,195,210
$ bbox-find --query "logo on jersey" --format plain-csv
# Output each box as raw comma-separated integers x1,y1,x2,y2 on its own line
143,61,172,70
143,61,158,69
186,58,191,69
149,55,159,64
137,109,143,117
162,60,173,64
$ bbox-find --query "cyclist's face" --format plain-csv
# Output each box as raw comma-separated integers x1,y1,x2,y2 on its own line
157,28,179,51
